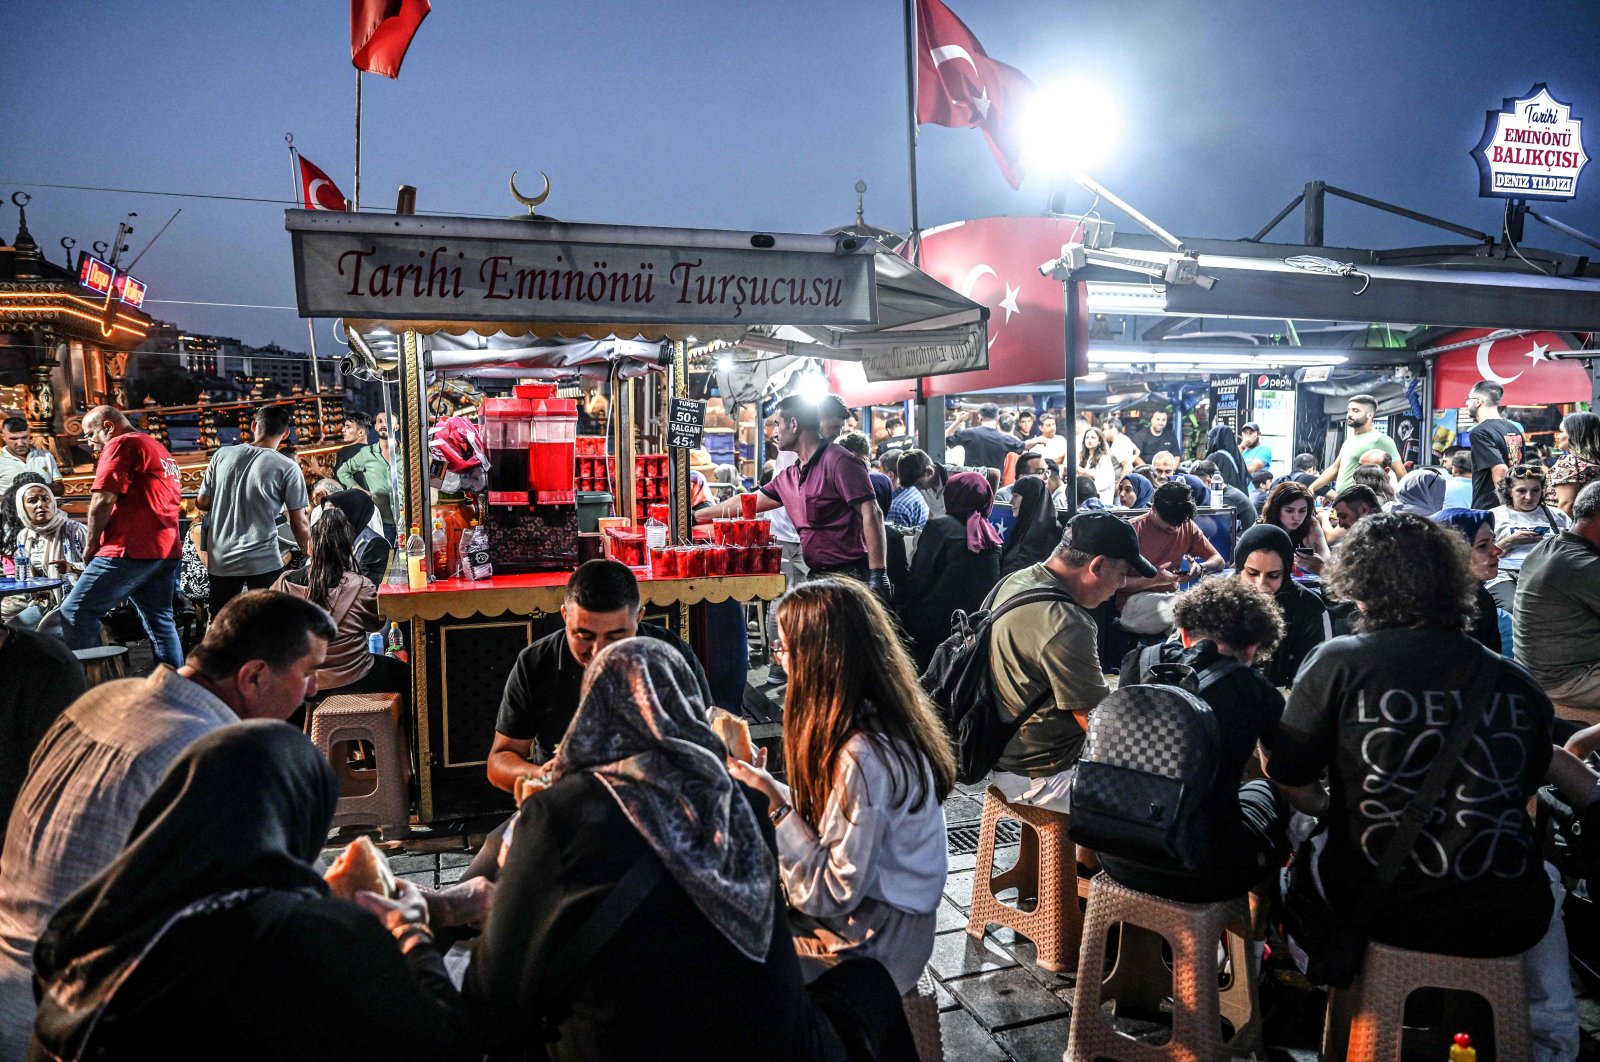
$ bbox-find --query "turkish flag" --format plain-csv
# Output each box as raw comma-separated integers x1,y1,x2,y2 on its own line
918,215,1085,396
298,156,348,211
916,0,1035,189
1431,328,1590,408
351,0,431,79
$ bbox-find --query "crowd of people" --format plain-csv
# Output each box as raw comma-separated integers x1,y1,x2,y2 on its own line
2,384,1599,1059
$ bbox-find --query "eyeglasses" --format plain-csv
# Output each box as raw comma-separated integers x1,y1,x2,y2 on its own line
1511,464,1547,479
771,640,787,660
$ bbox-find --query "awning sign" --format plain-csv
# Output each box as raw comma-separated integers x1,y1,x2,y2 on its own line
288,213,877,327
860,333,989,382
1472,83,1589,201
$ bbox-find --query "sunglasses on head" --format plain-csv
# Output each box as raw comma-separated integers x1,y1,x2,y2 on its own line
1511,464,1547,479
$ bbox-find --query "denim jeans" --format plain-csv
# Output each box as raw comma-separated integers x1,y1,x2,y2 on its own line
60,556,184,668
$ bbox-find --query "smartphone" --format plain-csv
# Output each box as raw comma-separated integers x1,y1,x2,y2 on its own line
1294,546,1315,556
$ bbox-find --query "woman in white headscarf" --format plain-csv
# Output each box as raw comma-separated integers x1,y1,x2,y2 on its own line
3,483,88,624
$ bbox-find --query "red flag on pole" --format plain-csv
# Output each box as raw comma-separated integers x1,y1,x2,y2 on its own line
351,0,431,79
915,0,1034,189
298,155,349,211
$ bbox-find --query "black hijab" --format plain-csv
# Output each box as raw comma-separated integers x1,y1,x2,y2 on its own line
999,476,1060,577
1206,425,1250,492
1234,523,1295,588
325,488,377,535
33,722,336,1057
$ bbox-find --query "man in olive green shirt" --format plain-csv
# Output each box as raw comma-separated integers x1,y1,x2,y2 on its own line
988,512,1157,812
334,411,396,543
1307,393,1401,497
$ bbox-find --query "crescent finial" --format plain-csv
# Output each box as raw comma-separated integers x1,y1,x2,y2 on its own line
509,170,551,216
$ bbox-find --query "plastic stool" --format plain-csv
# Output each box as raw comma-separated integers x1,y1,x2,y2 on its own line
72,645,128,686
902,970,943,1062
1322,940,1532,1061
965,785,1081,974
309,693,410,838
1067,874,1261,1061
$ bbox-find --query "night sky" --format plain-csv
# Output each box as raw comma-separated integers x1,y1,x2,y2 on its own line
6,0,1599,349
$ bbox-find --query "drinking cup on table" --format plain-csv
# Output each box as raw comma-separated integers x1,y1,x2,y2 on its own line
739,492,759,519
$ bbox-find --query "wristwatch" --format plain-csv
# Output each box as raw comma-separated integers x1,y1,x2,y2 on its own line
769,802,793,827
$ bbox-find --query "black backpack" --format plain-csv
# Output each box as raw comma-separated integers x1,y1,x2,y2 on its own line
919,585,1074,785
1068,646,1242,872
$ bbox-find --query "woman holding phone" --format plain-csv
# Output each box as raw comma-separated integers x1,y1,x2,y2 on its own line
1258,481,1330,575
1488,463,1570,611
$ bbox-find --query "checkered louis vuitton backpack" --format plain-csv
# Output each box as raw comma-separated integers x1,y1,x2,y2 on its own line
1067,654,1241,872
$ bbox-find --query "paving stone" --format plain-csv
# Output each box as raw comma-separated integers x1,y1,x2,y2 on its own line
935,899,968,934
439,862,468,885
993,1015,1072,1062
943,794,984,822
396,869,437,887
946,966,1068,1031
943,869,974,909
438,852,474,868
936,1008,1007,1062
387,852,439,874
927,930,1017,980
946,850,977,873
1005,936,1079,989
933,978,960,1012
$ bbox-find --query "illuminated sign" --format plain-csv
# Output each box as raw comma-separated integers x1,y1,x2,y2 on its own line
1472,83,1590,201
76,252,116,296
113,273,147,308
74,252,146,307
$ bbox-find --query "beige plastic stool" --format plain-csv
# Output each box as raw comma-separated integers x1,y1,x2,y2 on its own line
1322,940,1532,1061
309,693,410,838
1067,874,1261,1061
72,645,128,686
965,785,1081,973
902,969,943,1062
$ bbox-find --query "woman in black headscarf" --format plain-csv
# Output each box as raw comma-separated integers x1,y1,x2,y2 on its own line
998,475,1061,578
30,721,475,1062
323,488,390,585
1232,523,1332,689
465,638,903,1060
898,471,1004,670
1205,424,1250,493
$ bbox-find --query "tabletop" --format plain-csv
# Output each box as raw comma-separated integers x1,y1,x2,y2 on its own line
0,577,66,598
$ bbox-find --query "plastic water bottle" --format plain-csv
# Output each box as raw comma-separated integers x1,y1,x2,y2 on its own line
405,526,427,589
1210,471,1224,497
386,621,407,663
13,544,29,584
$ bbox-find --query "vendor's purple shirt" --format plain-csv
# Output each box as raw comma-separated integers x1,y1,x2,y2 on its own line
760,441,875,569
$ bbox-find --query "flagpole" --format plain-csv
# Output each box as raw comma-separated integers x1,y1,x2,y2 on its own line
353,70,363,211
902,0,922,266
286,134,325,406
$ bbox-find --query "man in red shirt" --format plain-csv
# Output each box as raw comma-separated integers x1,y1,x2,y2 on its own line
696,395,888,597
58,406,186,667
1115,481,1223,613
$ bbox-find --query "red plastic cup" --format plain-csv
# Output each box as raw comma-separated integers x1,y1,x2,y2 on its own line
674,545,694,576
649,505,669,525
685,546,708,578
762,545,782,573
748,520,771,547
706,544,729,576
650,546,672,577
739,492,759,518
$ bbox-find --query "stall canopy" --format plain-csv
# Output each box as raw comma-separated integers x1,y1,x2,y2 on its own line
286,209,986,369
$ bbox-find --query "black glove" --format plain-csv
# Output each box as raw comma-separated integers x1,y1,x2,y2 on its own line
866,568,893,604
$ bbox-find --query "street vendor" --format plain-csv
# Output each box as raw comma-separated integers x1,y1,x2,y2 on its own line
486,560,712,794
695,394,889,597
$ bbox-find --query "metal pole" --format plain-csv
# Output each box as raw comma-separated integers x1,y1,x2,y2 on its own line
353,71,363,211
902,0,921,265
286,134,324,413
1063,278,1080,519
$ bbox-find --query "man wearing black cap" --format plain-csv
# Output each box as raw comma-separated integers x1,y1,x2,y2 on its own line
987,511,1157,813
1239,422,1272,474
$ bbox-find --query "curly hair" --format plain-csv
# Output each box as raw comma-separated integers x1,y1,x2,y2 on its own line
1493,461,1548,508
1323,512,1476,633
1172,577,1284,659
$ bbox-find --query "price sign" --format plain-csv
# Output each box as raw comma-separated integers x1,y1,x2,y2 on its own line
667,397,706,450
